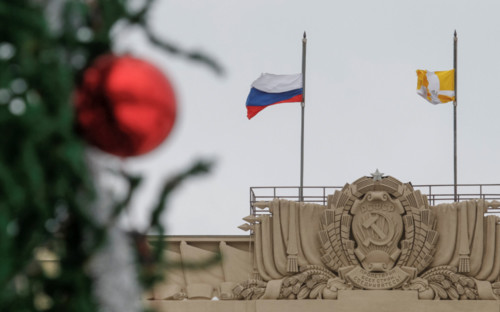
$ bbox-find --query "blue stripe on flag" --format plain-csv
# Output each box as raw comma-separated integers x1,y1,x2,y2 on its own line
246,88,303,107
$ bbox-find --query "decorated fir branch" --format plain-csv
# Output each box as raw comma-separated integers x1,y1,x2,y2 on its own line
0,1,220,311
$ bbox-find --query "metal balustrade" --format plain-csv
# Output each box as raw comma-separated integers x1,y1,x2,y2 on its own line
250,184,500,217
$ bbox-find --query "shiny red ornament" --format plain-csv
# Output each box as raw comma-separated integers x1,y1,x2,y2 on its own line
75,54,176,157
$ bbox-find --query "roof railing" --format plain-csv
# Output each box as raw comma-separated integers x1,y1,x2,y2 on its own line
250,184,500,216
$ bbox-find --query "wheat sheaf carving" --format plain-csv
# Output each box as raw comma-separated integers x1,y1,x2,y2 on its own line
232,265,340,300
319,187,358,272
397,189,439,273
404,266,479,300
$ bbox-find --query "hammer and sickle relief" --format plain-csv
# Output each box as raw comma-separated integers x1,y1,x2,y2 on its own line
361,211,394,247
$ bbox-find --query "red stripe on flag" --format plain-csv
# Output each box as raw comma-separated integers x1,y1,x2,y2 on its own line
247,94,303,119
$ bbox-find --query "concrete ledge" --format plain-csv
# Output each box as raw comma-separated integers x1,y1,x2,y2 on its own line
146,300,256,312
146,290,500,312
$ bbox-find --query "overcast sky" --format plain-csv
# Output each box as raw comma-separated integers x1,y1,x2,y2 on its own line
100,0,500,235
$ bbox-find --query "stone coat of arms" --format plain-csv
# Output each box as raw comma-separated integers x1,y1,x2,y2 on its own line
233,175,500,300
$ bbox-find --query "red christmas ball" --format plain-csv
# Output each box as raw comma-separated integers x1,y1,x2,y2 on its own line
75,54,176,157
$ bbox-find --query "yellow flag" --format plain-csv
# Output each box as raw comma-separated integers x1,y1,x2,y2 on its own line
416,69,455,104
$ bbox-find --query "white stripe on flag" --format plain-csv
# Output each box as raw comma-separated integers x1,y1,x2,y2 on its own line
251,73,302,93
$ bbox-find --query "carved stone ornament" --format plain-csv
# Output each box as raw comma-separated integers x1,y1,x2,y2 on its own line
234,175,500,300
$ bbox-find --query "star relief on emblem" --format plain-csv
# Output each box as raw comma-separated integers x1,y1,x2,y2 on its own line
370,169,384,181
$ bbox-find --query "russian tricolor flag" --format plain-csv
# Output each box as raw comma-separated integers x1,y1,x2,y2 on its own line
246,73,303,119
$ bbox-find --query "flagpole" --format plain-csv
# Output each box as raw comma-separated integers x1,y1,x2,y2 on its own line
299,32,307,202
453,30,458,202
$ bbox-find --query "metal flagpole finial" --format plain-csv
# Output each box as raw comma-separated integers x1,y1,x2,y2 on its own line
303,31,307,42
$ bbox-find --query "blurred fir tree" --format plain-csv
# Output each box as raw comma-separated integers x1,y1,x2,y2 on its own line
0,0,220,311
